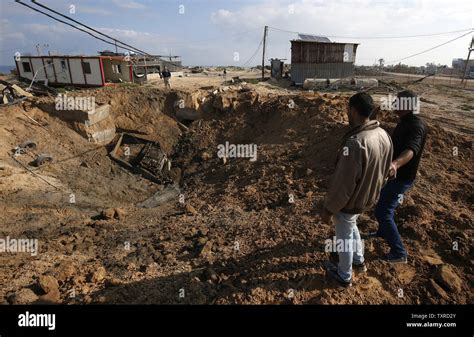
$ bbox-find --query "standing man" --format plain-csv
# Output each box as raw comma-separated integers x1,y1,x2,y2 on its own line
370,90,427,263
161,66,171,89
321,92,393,287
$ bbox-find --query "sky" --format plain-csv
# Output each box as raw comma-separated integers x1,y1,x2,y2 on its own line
0,0,473,67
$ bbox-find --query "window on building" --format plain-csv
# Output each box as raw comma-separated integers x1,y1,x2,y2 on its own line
112,64,122,74
82,61,91,74
22,62,31,73
60,60,67,70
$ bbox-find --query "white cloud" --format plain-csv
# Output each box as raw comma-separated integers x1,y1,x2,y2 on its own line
208,0,473,66
113,0,146,10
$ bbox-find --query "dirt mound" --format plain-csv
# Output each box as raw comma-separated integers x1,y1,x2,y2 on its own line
0,84,472,305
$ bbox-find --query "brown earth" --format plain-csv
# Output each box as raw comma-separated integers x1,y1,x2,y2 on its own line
0,78,472,305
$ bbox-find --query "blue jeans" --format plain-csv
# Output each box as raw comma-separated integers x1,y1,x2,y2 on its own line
334,212,364,282
375,178,415,258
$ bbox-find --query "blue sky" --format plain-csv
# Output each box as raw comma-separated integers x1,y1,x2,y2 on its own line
0,0,473,67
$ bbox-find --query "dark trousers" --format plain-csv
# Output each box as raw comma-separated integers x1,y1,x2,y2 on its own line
374,178,415,258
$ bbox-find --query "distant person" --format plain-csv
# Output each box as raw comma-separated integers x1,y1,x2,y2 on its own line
321,92,393,287
161,66,171,89
223,68,227,80
368,90,427,263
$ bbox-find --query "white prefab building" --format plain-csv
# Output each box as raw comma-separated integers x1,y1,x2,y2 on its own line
15,55,134,87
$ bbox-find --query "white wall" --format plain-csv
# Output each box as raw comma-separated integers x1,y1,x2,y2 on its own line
82,58,103,85
16,58,34,80
43,58,55,81
53,58,70,83
15,57,103,86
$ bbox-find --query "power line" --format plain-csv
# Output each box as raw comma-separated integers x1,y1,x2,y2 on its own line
242,38,263,67
31,0,152,56
17,1,261,57
268,26,473,40
15,0,148,56
386,31,473,64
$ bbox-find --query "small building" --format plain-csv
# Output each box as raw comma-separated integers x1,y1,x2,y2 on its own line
290,34,359,84
270,58,285,79
15,55,136,87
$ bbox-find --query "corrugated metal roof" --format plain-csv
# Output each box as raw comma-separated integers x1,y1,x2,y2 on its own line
297,34,331,43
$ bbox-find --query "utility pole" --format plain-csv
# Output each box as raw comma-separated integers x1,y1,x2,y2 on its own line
461,36,473,87
261,25,268,80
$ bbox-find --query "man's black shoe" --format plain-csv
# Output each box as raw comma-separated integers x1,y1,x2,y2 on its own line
353,261,367,273
323,261,352,287
383,254,408,264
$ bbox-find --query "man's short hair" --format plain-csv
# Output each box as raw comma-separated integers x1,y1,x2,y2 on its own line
349,92,375,117
396,90,418,112
397,89,417,100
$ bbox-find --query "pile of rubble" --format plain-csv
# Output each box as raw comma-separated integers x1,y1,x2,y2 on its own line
0,79,33,106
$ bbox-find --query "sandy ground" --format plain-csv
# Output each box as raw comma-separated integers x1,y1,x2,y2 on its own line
0,72,472,305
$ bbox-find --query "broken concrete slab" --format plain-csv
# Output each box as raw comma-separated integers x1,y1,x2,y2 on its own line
137,184,181,208
74,112,116,144
56,104,110,126
85,104,111,126
11,84,33,98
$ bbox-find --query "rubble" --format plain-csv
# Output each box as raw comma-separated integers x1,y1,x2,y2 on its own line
89,267,107,283
8,288,39,304
0,78,472,305
436,266,463,293
110,133,173,185
0,79,32,106
38,275,59,294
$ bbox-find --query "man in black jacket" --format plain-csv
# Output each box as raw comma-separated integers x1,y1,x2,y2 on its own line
161,66,171,89
370,90,428,263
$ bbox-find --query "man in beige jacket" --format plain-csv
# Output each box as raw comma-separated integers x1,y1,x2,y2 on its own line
321,92,393,287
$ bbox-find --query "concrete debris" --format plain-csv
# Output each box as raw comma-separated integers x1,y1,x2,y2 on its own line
38,275,59,294
0,79,33,106
56,103,116,144
137,184,181,208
